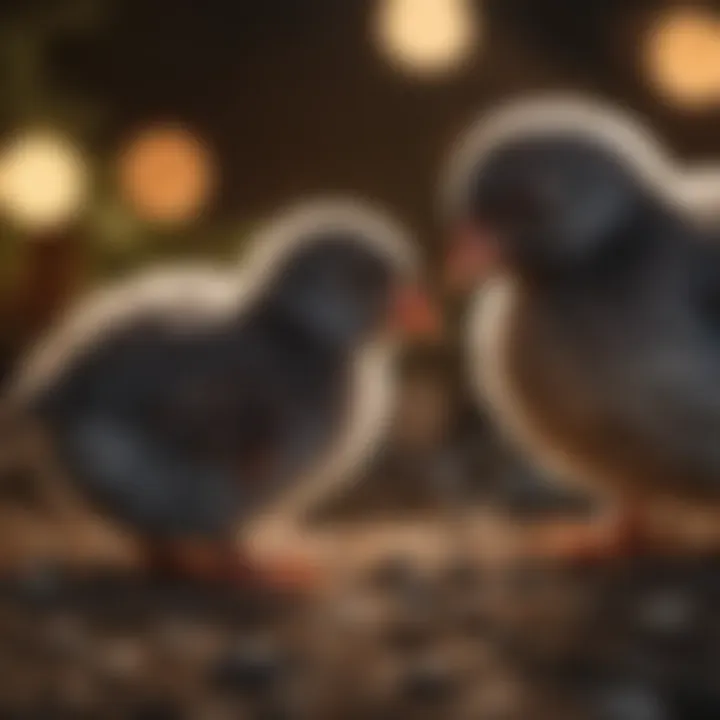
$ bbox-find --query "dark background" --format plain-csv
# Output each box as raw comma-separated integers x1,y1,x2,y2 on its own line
1,6,720,718
28,0,720,250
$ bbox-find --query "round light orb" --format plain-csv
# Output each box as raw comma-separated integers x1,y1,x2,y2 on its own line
375,0,478,77
0,130,89,233
645,7,720,110
117,125,216,226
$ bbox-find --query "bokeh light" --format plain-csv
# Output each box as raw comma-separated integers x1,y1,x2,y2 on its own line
375,0,478,77
645,6,720,110
3,4,720,719
117,125,216,226
0,130,89,233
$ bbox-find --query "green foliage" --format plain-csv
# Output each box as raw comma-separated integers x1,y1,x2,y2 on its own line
84,205,257,282
0,0,255,301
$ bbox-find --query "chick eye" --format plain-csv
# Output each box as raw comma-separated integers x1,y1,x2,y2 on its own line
506,183,557,227
352,264,378,292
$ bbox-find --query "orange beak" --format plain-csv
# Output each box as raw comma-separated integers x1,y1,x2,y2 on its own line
389,283,443,340
444,221,501,293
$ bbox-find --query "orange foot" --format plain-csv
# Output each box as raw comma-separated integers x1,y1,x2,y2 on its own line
524,521,603,564
146,540,323,595
249,553,323,595
525,505,650,566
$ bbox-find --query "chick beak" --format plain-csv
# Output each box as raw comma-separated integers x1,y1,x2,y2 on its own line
444,220,502,293
389,284,443,340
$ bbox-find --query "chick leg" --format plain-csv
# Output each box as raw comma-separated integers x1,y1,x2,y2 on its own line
527,492,652,564
144,538,321,594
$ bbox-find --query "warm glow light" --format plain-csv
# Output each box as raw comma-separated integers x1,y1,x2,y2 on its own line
117,125,216,225
0,130,88,232
645,7,720,110
375,0,478,76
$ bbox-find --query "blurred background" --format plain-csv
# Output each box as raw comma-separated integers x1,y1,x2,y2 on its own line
1,1,720,718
